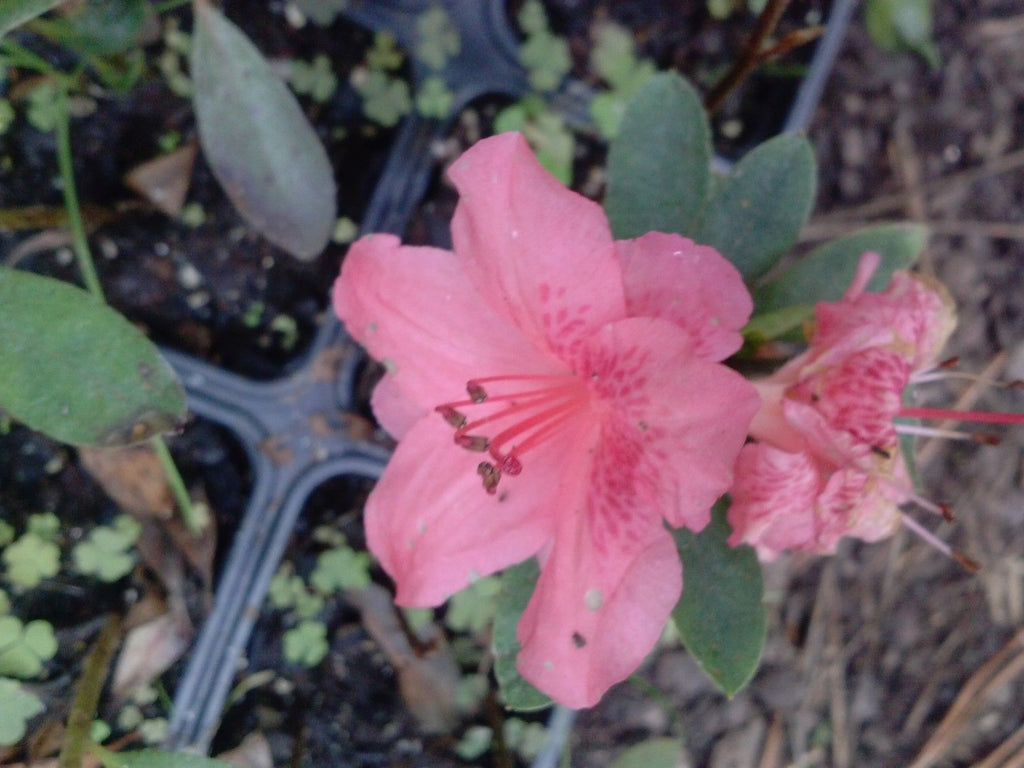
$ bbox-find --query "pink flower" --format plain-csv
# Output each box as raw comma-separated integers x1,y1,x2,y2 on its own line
728,253,957,560
333,132,759,708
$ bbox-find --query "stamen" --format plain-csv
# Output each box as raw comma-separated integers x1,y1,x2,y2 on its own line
436,405,467,429
477,461,500,494
456,435,490,451
898,406,1024,425
895,422,1001,444
900,513,979,571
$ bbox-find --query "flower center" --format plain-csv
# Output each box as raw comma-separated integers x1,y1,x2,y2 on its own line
434,373,589,494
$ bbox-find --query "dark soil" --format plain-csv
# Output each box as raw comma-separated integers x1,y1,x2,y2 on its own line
3,0,1024,767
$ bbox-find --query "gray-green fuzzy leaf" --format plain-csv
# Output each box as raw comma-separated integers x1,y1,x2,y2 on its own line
694,133,816,281
605,72,711,238
191,0,336,260
671,504,765,697
0,268,185,446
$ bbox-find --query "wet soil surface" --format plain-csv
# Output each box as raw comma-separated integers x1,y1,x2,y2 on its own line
3,0,1024,766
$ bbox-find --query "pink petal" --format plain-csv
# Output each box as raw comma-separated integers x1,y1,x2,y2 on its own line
580,317,760,531
727,444,822,560
615,232,752,361
515,484,681,708
364,414,590,607
448,133,627,360
333,234,561,420
369,376,424,440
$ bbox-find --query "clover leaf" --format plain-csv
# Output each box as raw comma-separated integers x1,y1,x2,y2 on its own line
0,590,9,615
0,677,44,746
0,616,58,679
72,515,141,582
282,620,328,667
414,5,460,70
26,513,60,541
445,575,501,634
366,32,403,72
3,534,60,589
352,69,411,127
415,75,454,119
289,54,337,103
0,521,14,547
309,545,371,594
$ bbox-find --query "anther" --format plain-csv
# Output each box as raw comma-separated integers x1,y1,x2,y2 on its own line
467,381,487,403
477,461,500,494
870,445,891,459
939,503,955,523
436,405,467,429
952,550,981,573
972,432,1002,446
456,434,490,452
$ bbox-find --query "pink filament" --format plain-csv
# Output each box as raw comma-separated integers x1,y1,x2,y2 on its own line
898,406,1024,425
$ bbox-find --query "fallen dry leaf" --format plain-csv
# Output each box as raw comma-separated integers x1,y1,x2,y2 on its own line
216,730,274,768
112,605,193,702
79,444,175,519
123,143,198,218
348,584,461,733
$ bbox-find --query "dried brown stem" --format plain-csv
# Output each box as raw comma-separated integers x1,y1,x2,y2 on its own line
705,0,791,115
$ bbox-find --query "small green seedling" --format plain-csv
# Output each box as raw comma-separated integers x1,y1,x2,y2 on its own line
72,514,141,582
366,32,404,72
0,521,14,548
3,533,60,589
351,68,411,127
283,619,328,667
588,22,657,139
494,97,574,185
309,543,371,594
517,0,571,92
0,677,45,746
444,575,501,634
0,616,57,679
865,0,940,68
289,54,338,103
414,75,454,119
414,5,460,70
26,513,60,541
0,100,15,135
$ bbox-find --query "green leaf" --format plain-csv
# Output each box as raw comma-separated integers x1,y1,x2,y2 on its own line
671,504,765,697
94,747,236,768
0,677,44,746
38,0,152,57
753,223,928,316
191,0,336,260
72,516,140,582
414,5,460,70
605,73,711,238
445,575,501,634
0,0,64,37
3,534,60,590
865,0,940,68
292,0,348,27
610,738,686,768
492,560,552,711
743,303,814,344
0,616,57,678
309,545,371,594
282,619,329,667
0,268,186,446
693,134,816,281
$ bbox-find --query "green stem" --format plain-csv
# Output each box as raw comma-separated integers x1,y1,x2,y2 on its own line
0,37,57,75
152,435,203,535
54,85,104,300
55,85,202,536
58,614,122,768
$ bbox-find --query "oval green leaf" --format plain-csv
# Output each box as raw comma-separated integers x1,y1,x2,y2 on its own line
605,72,711,238
191,0,336,260
0,268,186,446
0,0,64,37
492,559,553,712
671,503,765,697
694,133,816,281
754,223,928,316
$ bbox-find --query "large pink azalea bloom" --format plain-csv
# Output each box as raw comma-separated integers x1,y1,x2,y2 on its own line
728,253,957,560
333,132,759,708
